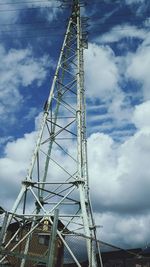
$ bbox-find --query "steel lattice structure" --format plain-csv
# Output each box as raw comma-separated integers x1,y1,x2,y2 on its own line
0,1,103,266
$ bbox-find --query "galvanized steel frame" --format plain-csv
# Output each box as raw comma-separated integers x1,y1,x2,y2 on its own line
0,1,102,266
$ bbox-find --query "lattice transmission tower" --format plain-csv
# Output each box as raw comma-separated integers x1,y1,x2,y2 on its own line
0,0,103,266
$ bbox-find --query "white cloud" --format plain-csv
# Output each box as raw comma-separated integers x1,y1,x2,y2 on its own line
24,107,38,121
1,100,150,246
96,25,147,44
132,100,150,130
0,136,13,146
88,117,150,213
85,43,119,101
0,1,60,25
0,45,49,123
1,47,49,86
5,132,36,163
0,0,150,250
85,43,132,129
125,0,145,3
25,0,60,22
0,3,18,25
97,212,150,248
0,131,37,209
126,43,150,100
107,93,132,126
85,101,150,246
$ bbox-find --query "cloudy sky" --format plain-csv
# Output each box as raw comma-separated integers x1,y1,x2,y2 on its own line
0,0,150,251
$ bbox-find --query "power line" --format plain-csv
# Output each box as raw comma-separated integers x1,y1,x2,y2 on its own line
0,0,58,4
0,15,141,27
0,19,67,27
0,5,61,12
0,13,146,29
90,14,143,21
89,23,148,30
89,27,148,34
0,32,65,41
0,26,147,42
0,17,145,27
0,23,147,38
0,1,147,38
0,22,54,27
0,26,65,34
0,23,146,35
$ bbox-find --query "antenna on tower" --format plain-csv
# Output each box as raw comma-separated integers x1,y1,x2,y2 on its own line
0,1,103,266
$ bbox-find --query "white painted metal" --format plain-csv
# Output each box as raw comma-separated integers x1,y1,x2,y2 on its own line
0,1,102,266
26,17,73,183
76,3,97,266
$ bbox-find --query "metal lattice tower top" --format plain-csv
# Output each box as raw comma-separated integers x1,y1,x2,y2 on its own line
0,1,103,266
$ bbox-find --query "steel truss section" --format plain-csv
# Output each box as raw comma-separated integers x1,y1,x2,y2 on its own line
0,1,103,266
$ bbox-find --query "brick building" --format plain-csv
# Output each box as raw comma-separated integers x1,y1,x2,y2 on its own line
1,219,64,267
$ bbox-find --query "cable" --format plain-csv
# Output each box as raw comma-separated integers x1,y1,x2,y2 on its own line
89,27,148,35
0,1,147,37
85,0,121,5
0,22,146,38
0,16,146,27
0,26,65,34
0,22,58,27
0,5,60,12
0,25,146,41
88,24,148,32
0,0,58,5
0,32,65,41
68,230,143,259
0,16,143,27
0,24,145,34
0,19,67,27
90,14,145,21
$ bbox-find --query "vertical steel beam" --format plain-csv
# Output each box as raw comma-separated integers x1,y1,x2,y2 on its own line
76,2,97,266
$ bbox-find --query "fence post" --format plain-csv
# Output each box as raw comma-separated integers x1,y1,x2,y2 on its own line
47,209,59,267
0,212,9,246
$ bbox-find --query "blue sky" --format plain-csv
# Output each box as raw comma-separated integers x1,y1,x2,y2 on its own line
1,0,150,250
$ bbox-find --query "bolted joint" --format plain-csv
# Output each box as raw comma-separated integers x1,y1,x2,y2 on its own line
50,132,55,141
58,91,63,97
35,197,45,211
72,178,85,187
43,99,49,114
44,111,49,115
89,225,96,231
22,179,35,188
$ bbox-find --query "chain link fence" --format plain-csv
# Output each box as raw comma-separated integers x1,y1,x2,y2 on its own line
1,214,150,267
63,233,150,267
